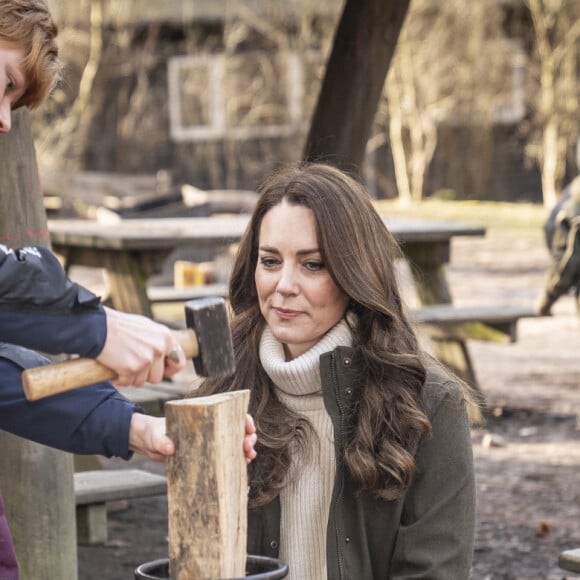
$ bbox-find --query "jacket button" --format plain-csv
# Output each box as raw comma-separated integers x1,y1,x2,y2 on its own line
345,387,353,396
343,357,351,367
270,540,278,550
345,537,351,543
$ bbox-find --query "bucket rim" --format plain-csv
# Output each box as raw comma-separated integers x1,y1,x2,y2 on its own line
134,554,289,579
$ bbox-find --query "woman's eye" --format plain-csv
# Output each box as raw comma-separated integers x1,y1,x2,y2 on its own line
259,256,279,268
304,260,324,272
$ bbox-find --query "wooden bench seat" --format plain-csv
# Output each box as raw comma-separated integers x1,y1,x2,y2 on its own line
75,469,167,545
410,304,537,343
409,303,538,390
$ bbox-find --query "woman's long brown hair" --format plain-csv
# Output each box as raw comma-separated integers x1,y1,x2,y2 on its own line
198,162,473,506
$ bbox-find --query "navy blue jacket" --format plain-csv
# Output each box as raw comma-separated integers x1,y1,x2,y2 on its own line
0,243,137,458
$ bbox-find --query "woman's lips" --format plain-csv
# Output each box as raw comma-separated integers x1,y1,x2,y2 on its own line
273,307,301,319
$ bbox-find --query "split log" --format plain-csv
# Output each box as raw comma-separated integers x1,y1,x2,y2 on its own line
165,390,250,580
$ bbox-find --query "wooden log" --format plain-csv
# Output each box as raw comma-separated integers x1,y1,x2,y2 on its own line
165,390,250,580
0,109,78,578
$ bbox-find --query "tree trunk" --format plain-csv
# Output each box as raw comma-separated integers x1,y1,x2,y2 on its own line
303,0,411,175
386,74,412,206
0,109,77,580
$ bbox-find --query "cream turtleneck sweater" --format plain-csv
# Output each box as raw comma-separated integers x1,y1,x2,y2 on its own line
259,319,353,580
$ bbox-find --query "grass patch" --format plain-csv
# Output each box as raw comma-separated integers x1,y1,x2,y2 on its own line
375,199,548,238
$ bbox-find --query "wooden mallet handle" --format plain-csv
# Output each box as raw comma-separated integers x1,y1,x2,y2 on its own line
22,329,198,401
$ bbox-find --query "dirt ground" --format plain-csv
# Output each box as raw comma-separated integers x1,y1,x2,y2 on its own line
76,228,580,580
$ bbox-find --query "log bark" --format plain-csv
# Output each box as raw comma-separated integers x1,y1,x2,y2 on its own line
0,109,77,579
303,0,411,176
165,390,250,580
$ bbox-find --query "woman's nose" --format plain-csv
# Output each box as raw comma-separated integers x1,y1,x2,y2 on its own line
276,266,298,295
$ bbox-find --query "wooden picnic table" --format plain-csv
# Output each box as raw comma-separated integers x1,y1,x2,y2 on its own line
49,215,250,317
49,214,497,389
48,214,485,317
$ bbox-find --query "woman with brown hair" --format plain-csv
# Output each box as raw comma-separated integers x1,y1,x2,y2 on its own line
198,162,479,579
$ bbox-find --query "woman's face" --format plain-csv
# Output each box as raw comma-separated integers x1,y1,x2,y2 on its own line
0,42,26,133
255,200,349,360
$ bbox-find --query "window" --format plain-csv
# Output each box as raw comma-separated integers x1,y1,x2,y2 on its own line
168,50,322,142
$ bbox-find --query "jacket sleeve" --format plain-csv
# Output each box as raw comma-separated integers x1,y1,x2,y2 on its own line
390,381,476,580
0,244,106,357
0,344,136,459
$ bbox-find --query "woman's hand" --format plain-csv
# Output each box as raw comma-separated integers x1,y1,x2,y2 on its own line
97,307,186,387
129,413,258,464
243,414,258,464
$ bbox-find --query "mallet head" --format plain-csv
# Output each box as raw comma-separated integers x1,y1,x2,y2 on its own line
185,296,235,377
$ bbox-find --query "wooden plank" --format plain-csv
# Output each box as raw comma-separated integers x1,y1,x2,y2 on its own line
165,391,250,579
411,304,536,325
48,216,250,251
48,216,484,251
74,469,167,505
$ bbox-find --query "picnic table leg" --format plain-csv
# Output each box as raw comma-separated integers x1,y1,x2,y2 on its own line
404,243,480,391
55,246,158,317
102,251,154,317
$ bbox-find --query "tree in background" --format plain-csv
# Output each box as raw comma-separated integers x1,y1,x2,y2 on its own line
369,0,529,203
524,0,580,208
303,0,411,176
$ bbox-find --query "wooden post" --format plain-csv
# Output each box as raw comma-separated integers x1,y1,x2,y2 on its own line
0,109,78,579
165,390,250,580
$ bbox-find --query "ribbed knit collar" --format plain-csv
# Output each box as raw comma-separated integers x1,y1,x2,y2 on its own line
259,318,353,397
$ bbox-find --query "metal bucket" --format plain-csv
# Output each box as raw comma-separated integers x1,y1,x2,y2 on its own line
134,555,288,579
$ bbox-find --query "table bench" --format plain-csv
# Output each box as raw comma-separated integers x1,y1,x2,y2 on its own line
410,304,538,389
74,469,167,545
411,304,537,342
